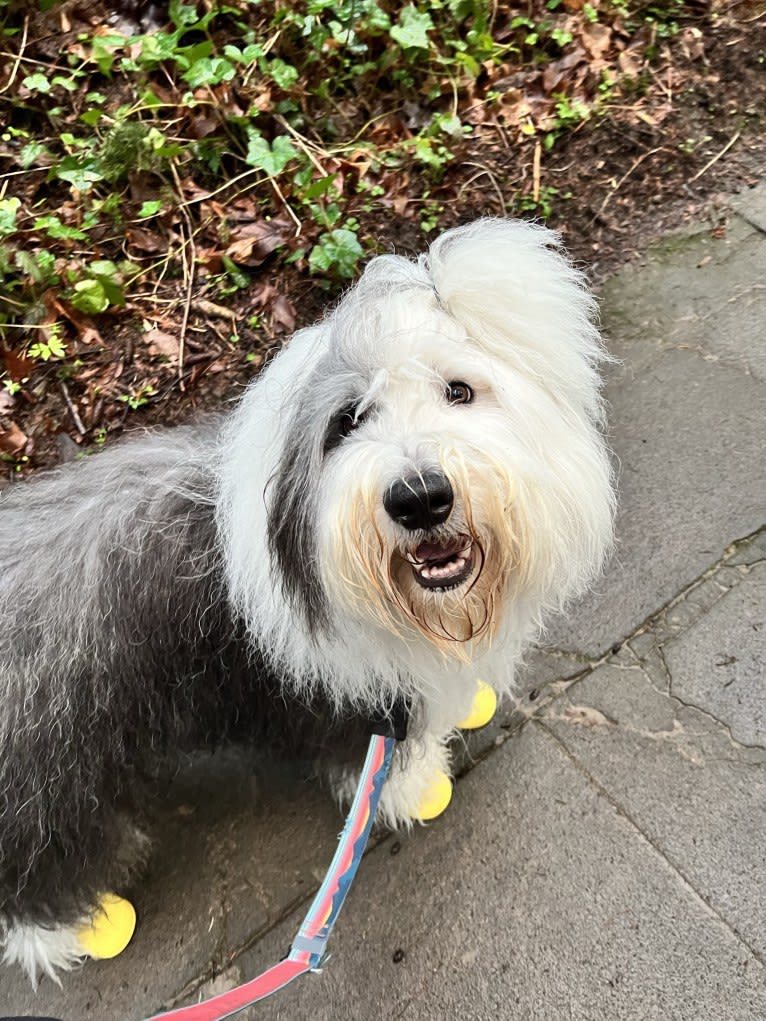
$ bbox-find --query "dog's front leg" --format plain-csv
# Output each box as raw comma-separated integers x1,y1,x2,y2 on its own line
377,730,454,826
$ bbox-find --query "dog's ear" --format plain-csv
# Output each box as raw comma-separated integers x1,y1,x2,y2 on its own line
422,219,607,422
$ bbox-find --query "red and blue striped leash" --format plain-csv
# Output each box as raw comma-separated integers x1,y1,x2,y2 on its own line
144,729,399,1021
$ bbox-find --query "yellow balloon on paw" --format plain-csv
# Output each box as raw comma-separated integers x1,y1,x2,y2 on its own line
457,679,497,730
414,770,453,821
76,893,136,960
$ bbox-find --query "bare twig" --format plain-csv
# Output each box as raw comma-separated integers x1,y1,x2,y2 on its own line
172,168,261,211
274,114,330,174
458,163,507,215
269,177,302,235
689,130,741,183
59,381,86,436
169,164,196,386
0,15,28,95
594,147,663,220
532,141,542,204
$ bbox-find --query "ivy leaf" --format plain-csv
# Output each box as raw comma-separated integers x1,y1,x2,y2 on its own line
245,130,298,176
34,215,88,241
390,6,434,50
138,200,163,218
54,158,104,191
22,73,51,93
266,58,298,89
0,198,21,237
71,279,109,314
308,228,364,279
183,55,236,88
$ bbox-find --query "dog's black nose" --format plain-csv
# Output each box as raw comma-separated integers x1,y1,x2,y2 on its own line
384,472,453,531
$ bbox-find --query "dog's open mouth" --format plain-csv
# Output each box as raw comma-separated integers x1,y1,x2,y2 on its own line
406,535,475,591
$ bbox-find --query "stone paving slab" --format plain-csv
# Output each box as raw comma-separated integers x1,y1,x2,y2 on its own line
200,725,766,1021
663,562,765,746
543,195,766,657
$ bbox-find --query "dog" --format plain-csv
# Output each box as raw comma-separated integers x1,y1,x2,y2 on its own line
0,219,615,984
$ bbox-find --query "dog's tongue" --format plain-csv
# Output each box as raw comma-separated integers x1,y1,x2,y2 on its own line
415,537,464,564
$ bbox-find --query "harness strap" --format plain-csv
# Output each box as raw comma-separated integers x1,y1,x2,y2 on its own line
143,733,397,1021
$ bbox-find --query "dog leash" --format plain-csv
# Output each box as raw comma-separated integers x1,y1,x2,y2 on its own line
4,709,406,1021
141,706,407,1021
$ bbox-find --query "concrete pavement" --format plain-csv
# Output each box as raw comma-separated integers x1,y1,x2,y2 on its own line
3,185,764,1021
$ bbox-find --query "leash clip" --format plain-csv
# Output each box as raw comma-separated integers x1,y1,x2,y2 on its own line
367,697,410,742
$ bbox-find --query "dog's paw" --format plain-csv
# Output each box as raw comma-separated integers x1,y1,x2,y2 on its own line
75,893,136,960
456,679,497,729
412,769,453,820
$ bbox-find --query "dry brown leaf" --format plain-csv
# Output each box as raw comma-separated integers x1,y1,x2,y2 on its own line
1,349,35,381
0,421,28,456
618,50,642,78
581,22,613,60
543,48,588,94
127,227,167,254
44,292,102,346
188,114,221,139
271,295,296,334
225,219,290,266
249,281,279,309
144,330,179,359
195,248,224,275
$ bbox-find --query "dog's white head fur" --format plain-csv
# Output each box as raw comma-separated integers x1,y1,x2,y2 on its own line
218,219,614,720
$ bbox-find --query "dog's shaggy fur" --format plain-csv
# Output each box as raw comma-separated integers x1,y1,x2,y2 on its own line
0,219,614,983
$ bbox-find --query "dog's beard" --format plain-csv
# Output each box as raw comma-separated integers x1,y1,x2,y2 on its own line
324,457,521,661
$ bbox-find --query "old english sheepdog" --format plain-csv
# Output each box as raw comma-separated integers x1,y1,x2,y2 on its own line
0,219,614,984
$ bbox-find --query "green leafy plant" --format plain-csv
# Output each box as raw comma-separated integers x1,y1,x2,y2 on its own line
308,225,365,279
119,384,158,411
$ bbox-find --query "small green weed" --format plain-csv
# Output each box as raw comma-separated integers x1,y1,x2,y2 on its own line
118,385,158,411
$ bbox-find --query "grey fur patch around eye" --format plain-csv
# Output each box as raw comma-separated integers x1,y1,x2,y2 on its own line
267,417,328,637
266,358,367,636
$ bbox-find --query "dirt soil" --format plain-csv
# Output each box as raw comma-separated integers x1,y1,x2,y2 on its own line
2,10,764,479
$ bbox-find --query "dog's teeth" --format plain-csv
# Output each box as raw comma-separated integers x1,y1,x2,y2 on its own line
417,555,467,581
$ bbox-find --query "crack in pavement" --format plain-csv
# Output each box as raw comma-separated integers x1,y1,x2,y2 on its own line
654,645,766,756
546,526,765,667
536,720,766,969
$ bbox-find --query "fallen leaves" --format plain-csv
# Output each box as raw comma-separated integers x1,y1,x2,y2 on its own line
0,420,28,457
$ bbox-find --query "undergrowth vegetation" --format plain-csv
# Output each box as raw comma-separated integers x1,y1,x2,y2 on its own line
0,0,702,465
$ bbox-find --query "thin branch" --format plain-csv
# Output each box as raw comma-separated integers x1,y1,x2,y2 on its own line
0,15,29,95
169,163,196,386
59,381,86,435
532,140,542,204
458,163,507,215
690,130,741,183
594,147,663,220
269,177,302,236
274,114,330,174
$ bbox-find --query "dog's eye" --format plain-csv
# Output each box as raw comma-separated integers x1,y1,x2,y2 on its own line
324,403,367,455
445,381,474,405
338,411,356,438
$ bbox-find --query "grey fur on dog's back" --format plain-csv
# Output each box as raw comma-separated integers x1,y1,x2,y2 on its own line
0,424,349,928
1,423,233,923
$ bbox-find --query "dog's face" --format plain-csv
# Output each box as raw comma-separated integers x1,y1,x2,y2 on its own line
308,302,521,658
263,221,614,665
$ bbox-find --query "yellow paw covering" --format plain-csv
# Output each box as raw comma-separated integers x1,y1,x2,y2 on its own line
76,893,136,960
415,770,453,821
457,679,497,730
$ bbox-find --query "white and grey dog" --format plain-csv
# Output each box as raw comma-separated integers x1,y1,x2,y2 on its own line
0,219,614,983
